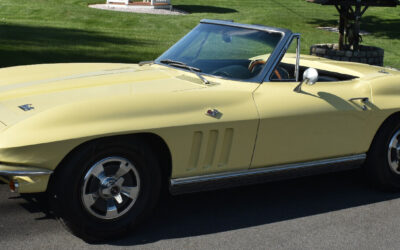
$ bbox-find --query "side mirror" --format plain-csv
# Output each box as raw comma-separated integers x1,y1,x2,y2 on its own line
293,68,319,93
303,68,318,85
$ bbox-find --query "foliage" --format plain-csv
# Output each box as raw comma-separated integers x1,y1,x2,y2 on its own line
0,0,398,68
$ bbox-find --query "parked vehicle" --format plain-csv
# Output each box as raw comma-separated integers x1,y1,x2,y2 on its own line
1,19,399,240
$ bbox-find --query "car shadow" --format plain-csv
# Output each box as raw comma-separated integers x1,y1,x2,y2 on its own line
11,169,400,245
106,169,400,246
9,192,55,221
173,5,237,14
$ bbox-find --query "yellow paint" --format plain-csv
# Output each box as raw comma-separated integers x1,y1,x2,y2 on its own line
0,56,398,193
13,175,50,193
252,79,373,167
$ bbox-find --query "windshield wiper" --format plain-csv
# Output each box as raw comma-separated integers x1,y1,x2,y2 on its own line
160,59,209,84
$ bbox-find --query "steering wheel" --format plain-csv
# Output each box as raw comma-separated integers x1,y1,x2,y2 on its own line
249,59,285,80
248,59,282,80
271,66,290,81
248,59,266,74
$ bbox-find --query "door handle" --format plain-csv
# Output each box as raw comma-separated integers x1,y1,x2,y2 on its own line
349,97,369,103
349,97,369,111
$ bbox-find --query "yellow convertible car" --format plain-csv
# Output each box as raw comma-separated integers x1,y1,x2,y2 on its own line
0,19,400,240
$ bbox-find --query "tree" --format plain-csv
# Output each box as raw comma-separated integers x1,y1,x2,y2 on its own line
307,0,399,50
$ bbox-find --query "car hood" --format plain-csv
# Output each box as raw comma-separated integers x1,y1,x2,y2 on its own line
0,63,207,126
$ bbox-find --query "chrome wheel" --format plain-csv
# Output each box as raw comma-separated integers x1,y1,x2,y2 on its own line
388,129,400,175
81,156,140,220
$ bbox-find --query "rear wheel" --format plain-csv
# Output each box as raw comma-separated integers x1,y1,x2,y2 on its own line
51,139,161,241
366,117,400,189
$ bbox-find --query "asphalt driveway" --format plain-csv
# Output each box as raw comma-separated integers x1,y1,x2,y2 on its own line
1,170,400,249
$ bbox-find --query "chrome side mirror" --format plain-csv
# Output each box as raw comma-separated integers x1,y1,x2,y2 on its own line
303,68,318,85
293,68,319,93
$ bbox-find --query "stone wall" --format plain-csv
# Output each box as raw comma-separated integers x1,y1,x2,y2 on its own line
310,44,384,66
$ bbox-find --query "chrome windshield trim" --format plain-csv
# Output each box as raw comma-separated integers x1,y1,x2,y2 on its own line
171,154,366,186
200,19,292,34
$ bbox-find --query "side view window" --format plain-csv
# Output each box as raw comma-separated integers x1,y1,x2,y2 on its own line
270,36,300,82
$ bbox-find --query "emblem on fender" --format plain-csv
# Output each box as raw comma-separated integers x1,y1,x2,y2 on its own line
18,104,35,111
206,108,222,119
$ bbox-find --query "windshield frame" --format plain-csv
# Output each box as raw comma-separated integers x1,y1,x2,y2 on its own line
155,19,294,83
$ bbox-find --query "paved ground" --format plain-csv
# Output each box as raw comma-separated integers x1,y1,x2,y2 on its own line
1,170,400,249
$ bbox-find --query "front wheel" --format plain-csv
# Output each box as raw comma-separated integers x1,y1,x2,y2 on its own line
51,139,161,241
366,116,400,190
81,156,141,220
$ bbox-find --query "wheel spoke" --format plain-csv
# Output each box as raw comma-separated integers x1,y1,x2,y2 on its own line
82,192,98,207
90,164,105,181
115,161,131,179
113,193,123,204
106,199,119,218
81,156,140,219
121,186,139,200
115,177,125,187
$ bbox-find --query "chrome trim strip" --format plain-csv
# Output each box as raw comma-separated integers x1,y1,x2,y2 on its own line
200,19,292,34
295,34,301,82
171,154,366,186
0,166,53,176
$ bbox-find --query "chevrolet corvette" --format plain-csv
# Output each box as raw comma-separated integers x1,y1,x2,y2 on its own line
0,19,399,240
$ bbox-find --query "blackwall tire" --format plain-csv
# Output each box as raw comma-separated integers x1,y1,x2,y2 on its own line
51,138,161,242
366,116,400,190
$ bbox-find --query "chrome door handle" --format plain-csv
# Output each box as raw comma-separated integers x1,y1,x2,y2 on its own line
349,97,369,111
349,97,369,103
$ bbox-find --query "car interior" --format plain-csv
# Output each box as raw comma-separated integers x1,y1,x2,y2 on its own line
190,59,358,82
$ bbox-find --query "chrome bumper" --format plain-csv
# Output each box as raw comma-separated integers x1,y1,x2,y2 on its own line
0,164,53,176
0,164,53,193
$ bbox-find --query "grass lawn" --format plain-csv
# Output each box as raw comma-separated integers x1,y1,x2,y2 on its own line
0,0,398,68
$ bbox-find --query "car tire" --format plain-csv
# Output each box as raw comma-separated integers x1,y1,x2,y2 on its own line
366,116,400,190
50,138,161,242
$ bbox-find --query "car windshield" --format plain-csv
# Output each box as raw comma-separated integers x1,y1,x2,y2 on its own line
156,23,283,80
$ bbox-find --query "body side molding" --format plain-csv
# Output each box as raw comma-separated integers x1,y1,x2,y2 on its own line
170,154,366,195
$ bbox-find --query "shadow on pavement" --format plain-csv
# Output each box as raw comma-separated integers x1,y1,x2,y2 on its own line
12,169,400,245
107,169,400,246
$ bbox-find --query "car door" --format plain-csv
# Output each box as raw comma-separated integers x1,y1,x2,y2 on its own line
251,74,372,169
